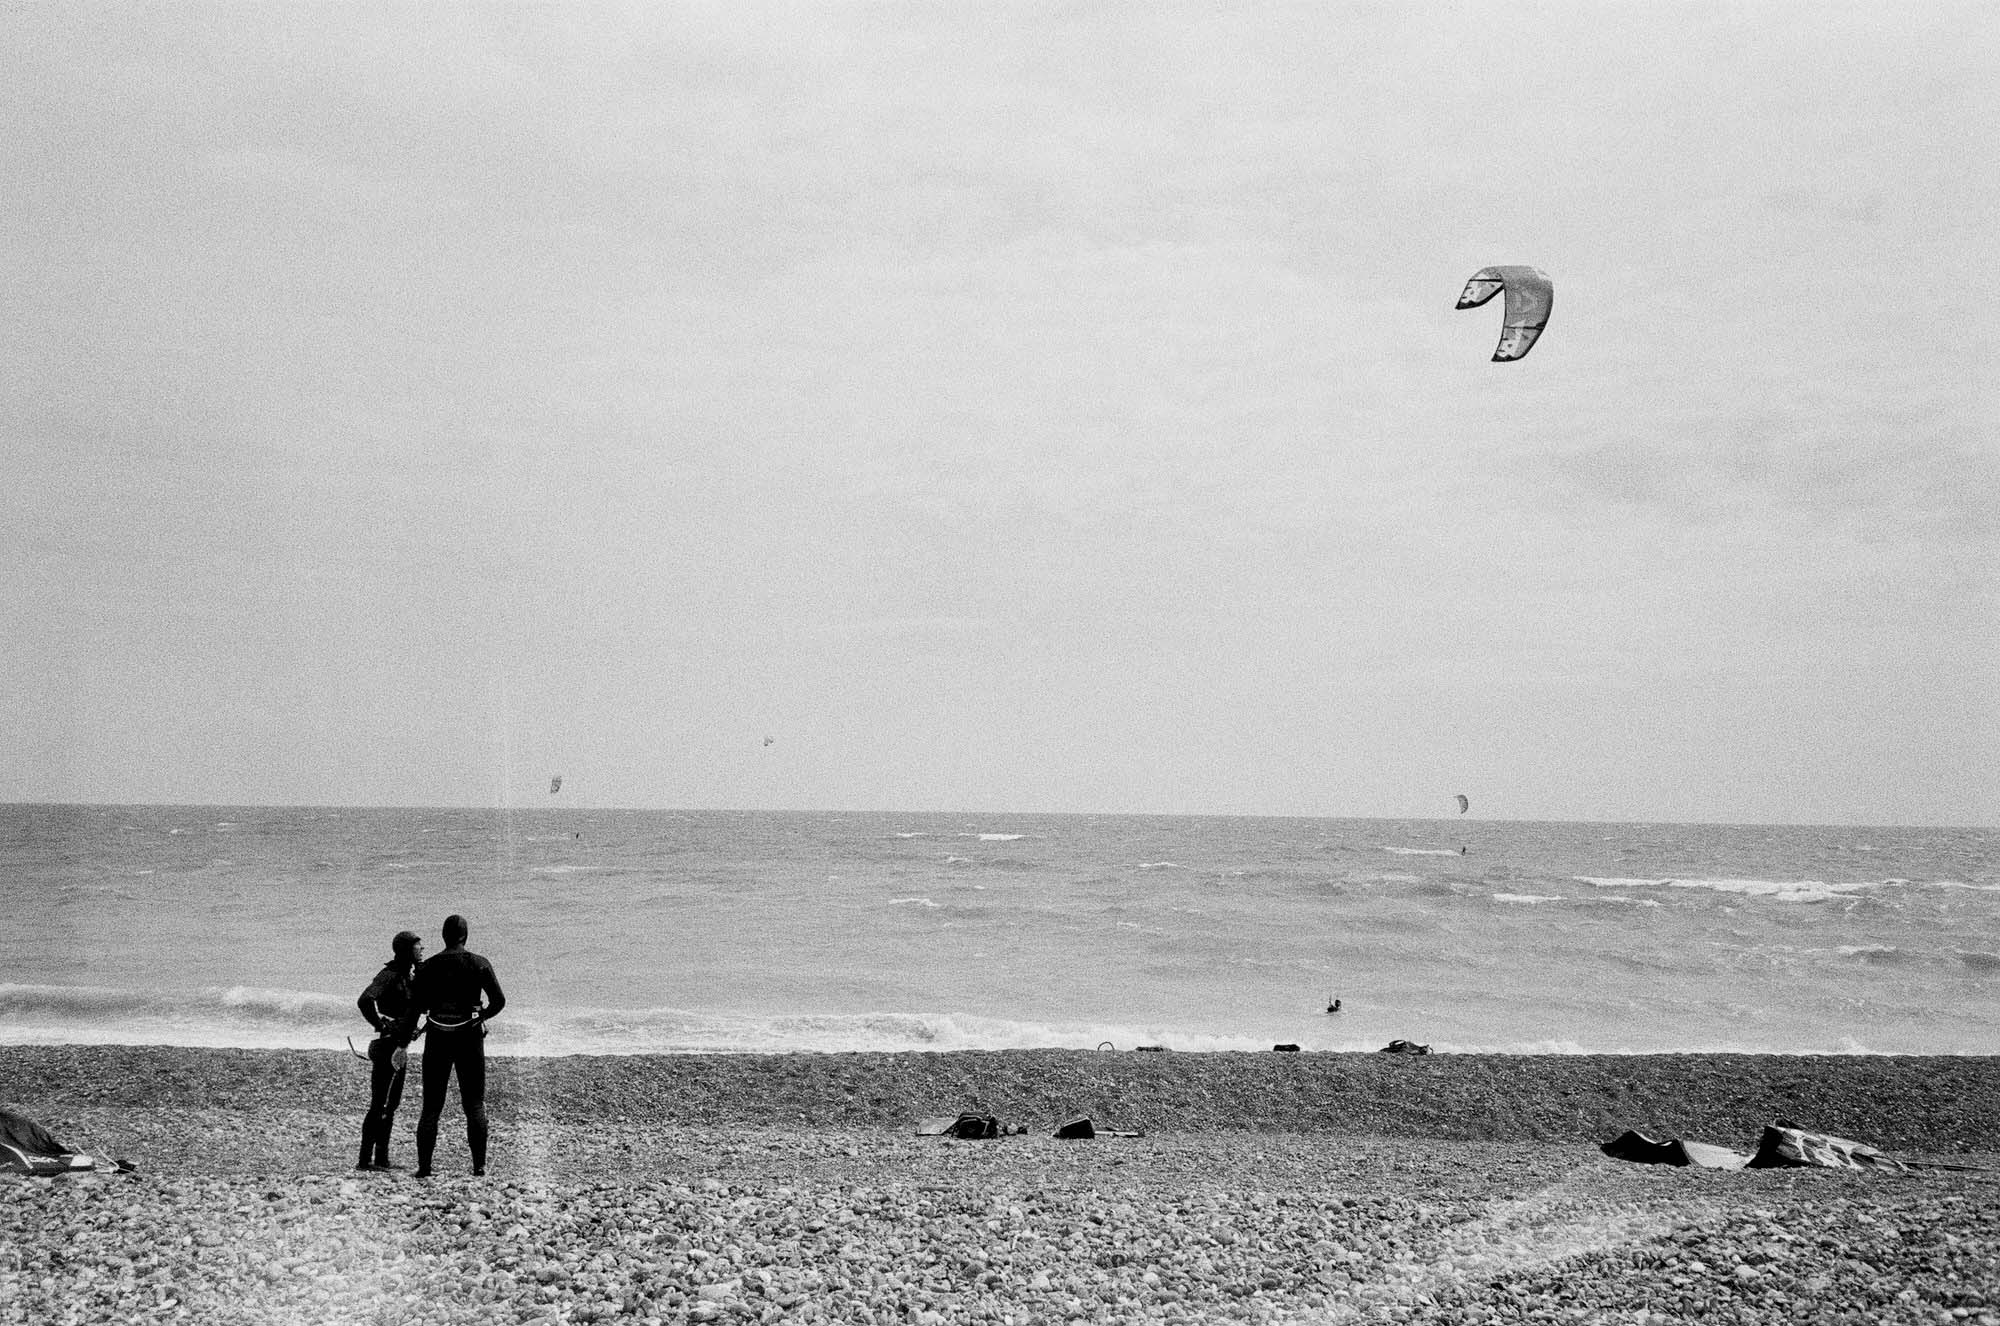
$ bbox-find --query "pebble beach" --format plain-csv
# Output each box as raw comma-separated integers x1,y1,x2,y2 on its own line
6,1046,1998,1325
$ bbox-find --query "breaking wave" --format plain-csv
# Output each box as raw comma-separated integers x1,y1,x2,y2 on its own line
0,985,1286,1056
1573,876,1887,903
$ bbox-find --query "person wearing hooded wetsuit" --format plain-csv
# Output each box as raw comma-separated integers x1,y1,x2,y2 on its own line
355,930,424,1170
411,914,506,1177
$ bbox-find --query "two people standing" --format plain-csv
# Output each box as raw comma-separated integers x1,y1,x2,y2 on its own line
353,913,506,1177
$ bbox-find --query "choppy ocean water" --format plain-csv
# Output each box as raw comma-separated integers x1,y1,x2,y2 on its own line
2,805,1994,1057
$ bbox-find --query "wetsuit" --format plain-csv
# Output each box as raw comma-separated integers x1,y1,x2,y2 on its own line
411,947,505,1175
355,963,418,1169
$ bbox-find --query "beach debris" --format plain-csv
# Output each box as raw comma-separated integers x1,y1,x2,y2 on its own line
1272,1043,1301,1052
1600,1129,1750,1170
1378,1039,1431,1055
1455,265,1554,361
1135,1045,1170,1053
1,1107,134,1176
1325,998,1342,1013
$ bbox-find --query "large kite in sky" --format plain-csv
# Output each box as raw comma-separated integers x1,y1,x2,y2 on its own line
1456,266,1553,361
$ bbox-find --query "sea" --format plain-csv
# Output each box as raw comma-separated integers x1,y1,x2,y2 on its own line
3,805,1996,1058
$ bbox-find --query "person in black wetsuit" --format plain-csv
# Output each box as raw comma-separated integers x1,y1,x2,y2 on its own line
355,930,424,1171
411,913,506,1177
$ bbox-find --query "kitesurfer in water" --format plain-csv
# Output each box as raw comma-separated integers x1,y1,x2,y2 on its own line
411,914,506,1177
355,930,424,1171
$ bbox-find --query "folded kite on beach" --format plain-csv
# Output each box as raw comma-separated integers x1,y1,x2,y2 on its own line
1599,1129,1750,1169
1601,1123,1908,1173
1747,1124,1908,1172
915,1114,1024,1139
1052,1115,1145,1139
1,1107,133,1176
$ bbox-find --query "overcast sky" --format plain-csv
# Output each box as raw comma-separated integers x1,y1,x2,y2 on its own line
4,4,1994,824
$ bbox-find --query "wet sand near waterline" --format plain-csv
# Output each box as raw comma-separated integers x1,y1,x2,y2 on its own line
5,1046,1999,1325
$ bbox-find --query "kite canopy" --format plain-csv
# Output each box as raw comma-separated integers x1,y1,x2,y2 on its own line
1600,1129,1749,1170
1455,794,1470,814
1602,1125,1910,1173
1749,1125,1907,1172
549,774,562,794
1455,266,1553,361
0,1107,131,1175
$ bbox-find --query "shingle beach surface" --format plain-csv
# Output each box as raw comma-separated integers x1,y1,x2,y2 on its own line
5,1046,1997,1324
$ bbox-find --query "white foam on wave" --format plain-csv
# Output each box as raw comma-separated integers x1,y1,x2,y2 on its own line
1135,861,1184,870
1573,876,1882,903
1,981,1963,1057
1383,846,1461,857
1835,945,1913,966
483,1009,1285,1057
887,897,940,908
218,984,351,1017
1504,1038,1604,1054
0,983,1306,1057
965,833,1026,842
0,982,364,1052
1491,893,1562,905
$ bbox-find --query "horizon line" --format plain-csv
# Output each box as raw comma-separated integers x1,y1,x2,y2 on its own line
2,799,1993,833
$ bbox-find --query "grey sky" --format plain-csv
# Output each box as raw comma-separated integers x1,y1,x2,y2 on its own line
4,4,1994,823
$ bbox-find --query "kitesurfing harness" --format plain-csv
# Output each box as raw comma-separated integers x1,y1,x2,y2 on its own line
423,1014,486,1044
348,1037,413,1069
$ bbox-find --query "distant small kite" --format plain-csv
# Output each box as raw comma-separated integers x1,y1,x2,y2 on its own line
1455,266,1553,361
1455,794,1470,815
550,774,563,795
763,736,775,747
